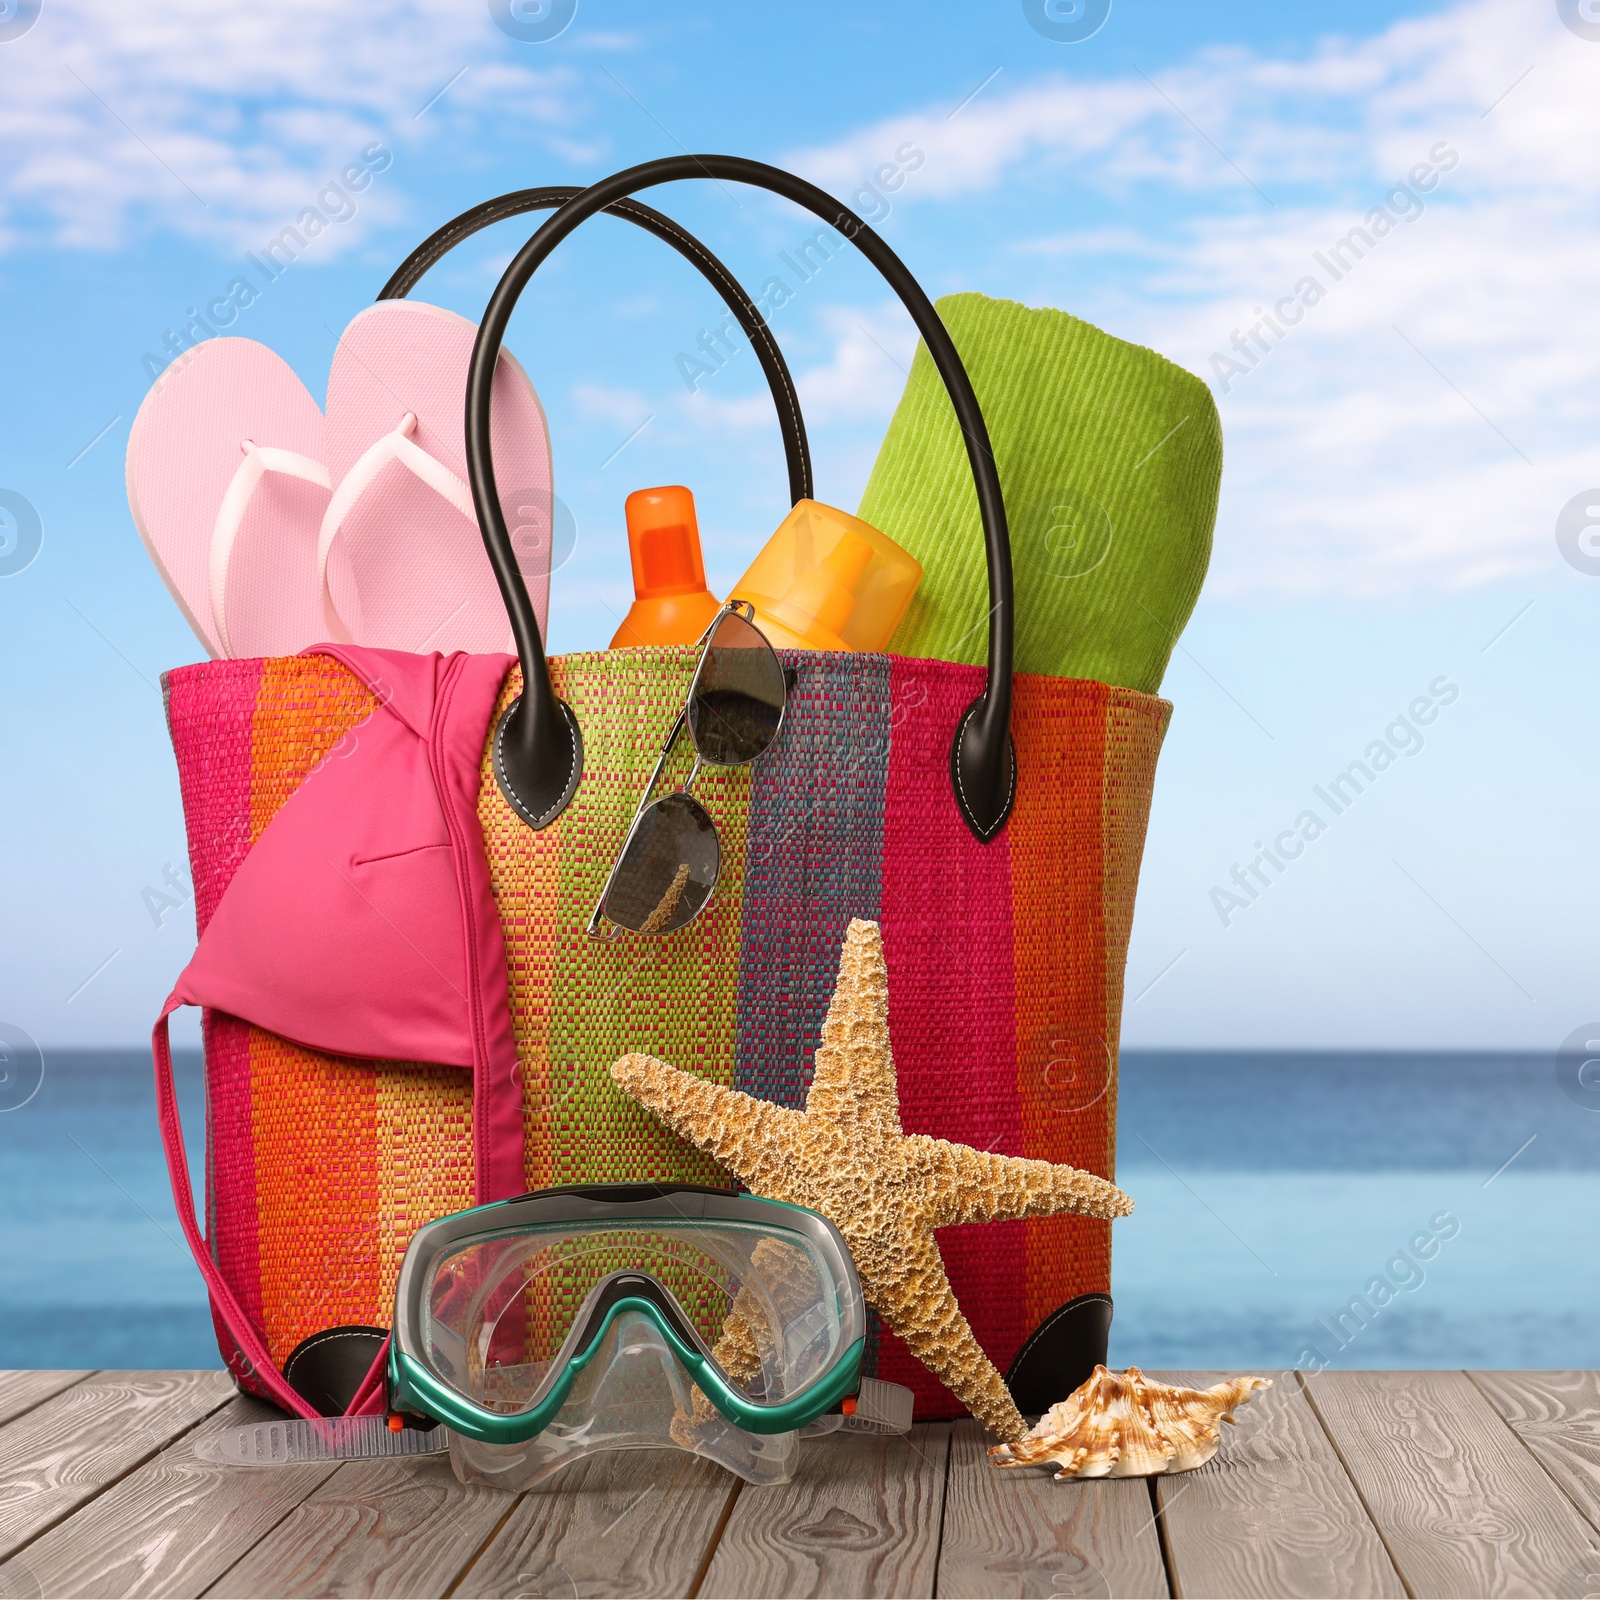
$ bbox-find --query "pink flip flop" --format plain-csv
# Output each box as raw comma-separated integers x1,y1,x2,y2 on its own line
127,340,331,659
318,301,552,656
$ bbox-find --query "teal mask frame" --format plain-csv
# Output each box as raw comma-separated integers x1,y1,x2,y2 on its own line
388,1182,868,1444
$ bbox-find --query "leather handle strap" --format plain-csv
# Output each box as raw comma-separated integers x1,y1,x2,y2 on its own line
377,185,812,507
466,157,1017,843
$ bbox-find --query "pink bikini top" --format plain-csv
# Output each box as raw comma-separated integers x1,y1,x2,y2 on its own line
153,644,522,1420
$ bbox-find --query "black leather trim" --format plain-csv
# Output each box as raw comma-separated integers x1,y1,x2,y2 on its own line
382,184,815,835
508,1181,743,1205
493,693,583,833
282,1324,387,1418
379,187,812,507
951,706,1017,842
1005,1293,1112,1418
464,157,1016,841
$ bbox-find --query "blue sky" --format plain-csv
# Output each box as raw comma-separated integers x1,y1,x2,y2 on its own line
1,0,1596,1051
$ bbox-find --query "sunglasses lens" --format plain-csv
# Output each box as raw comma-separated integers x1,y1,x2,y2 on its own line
689,610,786,766
602,791,720,934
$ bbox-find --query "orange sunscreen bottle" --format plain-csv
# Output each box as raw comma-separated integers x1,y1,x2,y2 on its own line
610,485,724,648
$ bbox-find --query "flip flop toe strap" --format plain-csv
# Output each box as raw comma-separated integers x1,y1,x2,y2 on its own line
209,440,332,658
316,413,479,645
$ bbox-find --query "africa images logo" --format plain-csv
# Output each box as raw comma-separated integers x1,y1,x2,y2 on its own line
489,0,577,42
1555,1025,1600,1112
1023,0,1112,43
1556,489,1600,575
1557,0,1600,41
0,490,43,577
0,0,42,44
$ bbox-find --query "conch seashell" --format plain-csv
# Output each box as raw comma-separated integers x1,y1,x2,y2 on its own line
989,1365,1271,1479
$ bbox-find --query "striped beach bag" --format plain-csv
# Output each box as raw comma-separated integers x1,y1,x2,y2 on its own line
153,158,1173,1424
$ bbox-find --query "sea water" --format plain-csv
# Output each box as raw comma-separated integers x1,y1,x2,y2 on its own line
0,1050,1593,1370
1109,1052,1598,1373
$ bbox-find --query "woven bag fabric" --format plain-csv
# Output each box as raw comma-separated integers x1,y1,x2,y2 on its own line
166,646,1168,1418
165,656,478,1387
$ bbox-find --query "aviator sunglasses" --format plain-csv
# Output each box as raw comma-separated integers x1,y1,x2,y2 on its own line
588,601,787,939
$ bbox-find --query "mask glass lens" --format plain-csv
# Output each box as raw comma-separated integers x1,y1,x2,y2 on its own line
421,1221,842,1417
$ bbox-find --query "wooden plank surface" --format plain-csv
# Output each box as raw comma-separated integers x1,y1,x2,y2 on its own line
1305,1369,1600,1598
12,1371,1599,1600
453,1447,739,1600
0,1395,338,1600
1473,1371,1600,1539
1149,1370,1402,1599
0,1371,94,1431
938,1418,1167,1599
697,1424,950,1600
205,1453,513,1599
0,1370,232,1566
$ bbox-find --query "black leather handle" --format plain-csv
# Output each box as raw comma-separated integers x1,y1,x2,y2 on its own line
467,157,1017,843
376,187,811,507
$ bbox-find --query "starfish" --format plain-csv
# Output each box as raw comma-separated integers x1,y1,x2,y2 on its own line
610,917,1134,1443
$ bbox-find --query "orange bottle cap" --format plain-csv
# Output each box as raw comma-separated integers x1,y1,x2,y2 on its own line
625,486,706,598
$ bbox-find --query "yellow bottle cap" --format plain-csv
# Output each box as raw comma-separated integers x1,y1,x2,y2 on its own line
730,501,922,653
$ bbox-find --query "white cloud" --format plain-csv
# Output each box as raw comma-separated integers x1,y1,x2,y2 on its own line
12,0,1598,603
788,2,1596,205
567,303,918,447
785,0,1600,600
0,0,579,252
791,304,918,427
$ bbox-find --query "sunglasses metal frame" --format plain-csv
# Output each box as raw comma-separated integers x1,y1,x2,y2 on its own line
388,1182,866,1443
586,599,786,940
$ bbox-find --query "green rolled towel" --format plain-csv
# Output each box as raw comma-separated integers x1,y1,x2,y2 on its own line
861,293,1221,695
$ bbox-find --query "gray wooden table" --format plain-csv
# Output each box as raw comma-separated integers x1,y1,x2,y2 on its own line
1,1369,1598,1597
